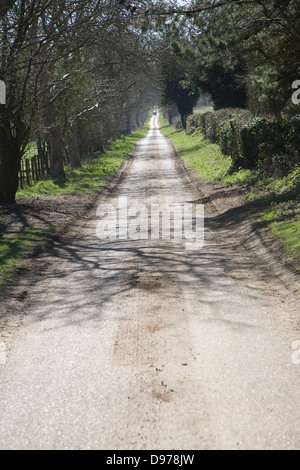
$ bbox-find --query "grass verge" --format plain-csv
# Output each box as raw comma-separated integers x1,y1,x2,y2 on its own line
17,123,150,200
0,226,56,293
193,106,214,114
159,113,300,273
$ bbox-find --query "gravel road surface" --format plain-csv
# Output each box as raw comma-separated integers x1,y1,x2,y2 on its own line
0,113,300,450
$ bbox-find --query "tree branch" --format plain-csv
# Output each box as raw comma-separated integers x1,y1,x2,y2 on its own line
145,0,255,17
0,0,17,19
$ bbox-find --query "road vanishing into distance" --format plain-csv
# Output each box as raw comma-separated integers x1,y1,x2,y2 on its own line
0,112,300,450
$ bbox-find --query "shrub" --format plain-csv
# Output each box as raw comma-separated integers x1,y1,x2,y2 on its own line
186,108,300,175
240,115,300,174
172,116,184,130
186,114,206,135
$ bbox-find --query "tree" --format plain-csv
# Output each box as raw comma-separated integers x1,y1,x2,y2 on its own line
159,45,200,128
0,0,159,203
0,0,43,203
0,0,17,19
55,6,160,162
187,0,300,114
145,0,300,114
162,76,200,128
37,0,121,179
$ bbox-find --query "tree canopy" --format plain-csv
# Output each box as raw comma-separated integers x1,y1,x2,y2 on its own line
140,0,299,115
0,0,161,203
1,0,299,203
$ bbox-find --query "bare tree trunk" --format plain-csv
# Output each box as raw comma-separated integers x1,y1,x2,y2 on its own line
41,97,65,179
68,129,81,168
40,65,66,180
0,120,26,204
68,103,100,168
111,103,126,141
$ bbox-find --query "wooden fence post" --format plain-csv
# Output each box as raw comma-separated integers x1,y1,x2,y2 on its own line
19,160,24,189
18,141,51,188
25,159,30,186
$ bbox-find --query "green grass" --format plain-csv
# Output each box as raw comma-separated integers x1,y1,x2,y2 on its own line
268,217,300,262
159,113,300,273
23,141,38,159
242,169,300,270
0,227,55,293
193,106,214,114
159,115,232,181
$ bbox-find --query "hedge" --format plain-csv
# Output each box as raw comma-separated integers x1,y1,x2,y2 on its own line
186,109,300,175
172,116,184,130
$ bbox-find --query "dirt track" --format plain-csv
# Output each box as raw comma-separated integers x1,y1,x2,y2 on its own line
0,113,300,450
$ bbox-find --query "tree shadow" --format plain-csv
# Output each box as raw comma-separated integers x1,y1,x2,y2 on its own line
18,197,289,333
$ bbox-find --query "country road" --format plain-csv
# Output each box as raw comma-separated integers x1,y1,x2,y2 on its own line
0,112,300,450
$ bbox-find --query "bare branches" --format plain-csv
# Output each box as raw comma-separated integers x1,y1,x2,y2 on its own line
144,0,256,17
71,103,99,128
0,0,17,19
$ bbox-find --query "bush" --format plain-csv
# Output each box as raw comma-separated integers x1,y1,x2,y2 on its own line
186,114,206,135
216,110,252,158
187,109,300,175
239,115,300,174
172,116,184,130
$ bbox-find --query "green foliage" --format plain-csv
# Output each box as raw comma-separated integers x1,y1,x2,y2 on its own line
187,109,300,175
239,115,300,173
160,45,201,129
195,64,248,110
156,0,300,116
172,116,183,130
161,75,200,128
0,228,54,293
160,113,232,182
